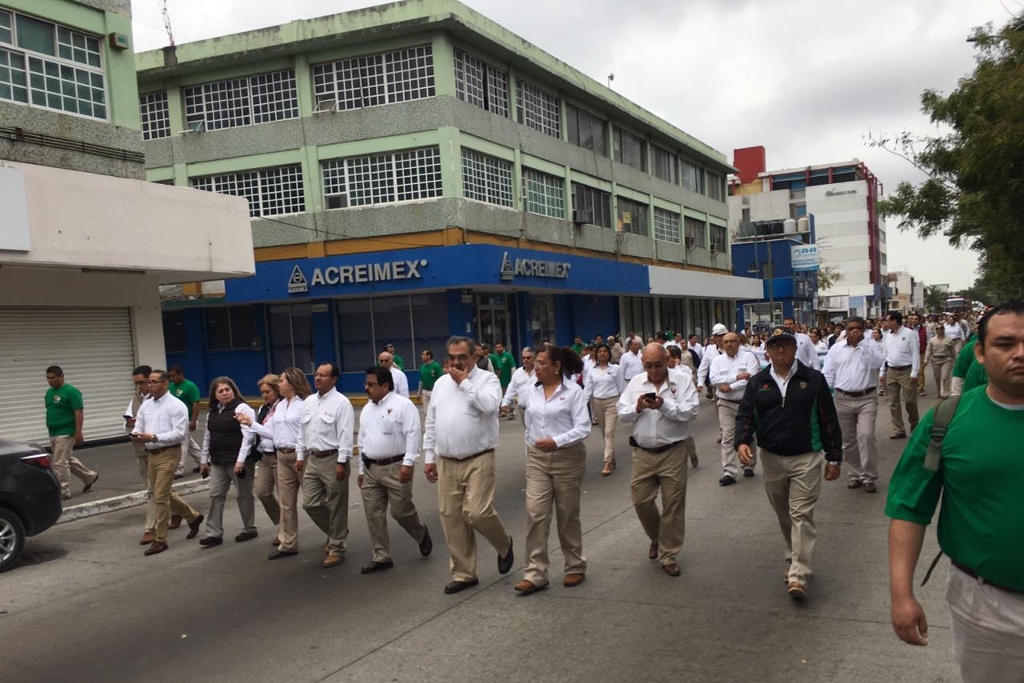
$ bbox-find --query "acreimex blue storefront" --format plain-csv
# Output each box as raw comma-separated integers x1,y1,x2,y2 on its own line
165,244,648,393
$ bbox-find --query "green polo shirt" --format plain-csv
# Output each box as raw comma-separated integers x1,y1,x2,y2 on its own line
45,383,83,437
951,337,988,393
392,354,405,371
490,351,516,388
419,361,443,391
169,378,201,418
885,387,1024,591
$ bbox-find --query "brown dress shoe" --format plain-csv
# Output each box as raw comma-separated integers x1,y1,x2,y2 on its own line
563,573,586,588
662,562,681,577
601,461,613,476
139,531,156,545
168,514,183,530
144,541,169,556
322,553,344,569
788,582,807,600
648,542,659,560
513,579,547,594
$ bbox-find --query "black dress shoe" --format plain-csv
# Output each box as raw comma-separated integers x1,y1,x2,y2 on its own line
497,536,514,575
419,527,433,557
199,536,223,547
193,466,201,473
268,550,298,560
186,514,204,539
743,468,755,478
83,474,99,493
719,475,737,486
360,560,395,574
444,578,480,594
235,531,258,543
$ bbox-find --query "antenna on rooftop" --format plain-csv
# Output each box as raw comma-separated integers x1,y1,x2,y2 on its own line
161,0,175,46
607,73,615,89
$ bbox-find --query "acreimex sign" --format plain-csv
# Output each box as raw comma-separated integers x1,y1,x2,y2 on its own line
499,251,571,281
288,258,428,293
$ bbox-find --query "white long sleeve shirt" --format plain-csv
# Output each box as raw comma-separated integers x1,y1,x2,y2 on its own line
708,350,760,401
200,402,257,465
619,350,644,381
357,391,421,475
389,366,410,398
822,339,886,391
423,367,502,463
617,371,700,449
696,344,721,386
501,366,536,408
943,322,966,341
519,379,591,448
296,388,354,464
248,402,277,454
583,363,625,401
883,325,921,377
247,395,304,450
132,393,188,449
793,332,818,369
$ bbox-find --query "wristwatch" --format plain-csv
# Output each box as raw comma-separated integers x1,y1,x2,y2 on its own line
150,435,158,443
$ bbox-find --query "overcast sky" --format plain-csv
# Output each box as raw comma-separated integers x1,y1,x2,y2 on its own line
130,0,1017,291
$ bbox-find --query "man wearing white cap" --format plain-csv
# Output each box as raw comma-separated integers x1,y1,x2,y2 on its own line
697,324,729,401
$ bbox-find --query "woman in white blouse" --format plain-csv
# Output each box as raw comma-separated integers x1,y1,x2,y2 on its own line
238,367,311,559
514,346,592,595
583,343,625,476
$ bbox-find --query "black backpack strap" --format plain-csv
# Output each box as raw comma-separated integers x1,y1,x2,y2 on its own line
923,395,962,472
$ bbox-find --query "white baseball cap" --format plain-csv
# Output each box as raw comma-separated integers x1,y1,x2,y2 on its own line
712,323,728,336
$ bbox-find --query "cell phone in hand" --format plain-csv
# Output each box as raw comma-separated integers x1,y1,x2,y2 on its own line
644,392,657,401
236,467,246,479
201,469,209,479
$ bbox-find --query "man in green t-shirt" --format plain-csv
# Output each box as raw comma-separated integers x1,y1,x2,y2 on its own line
950,334,988,396
385,343,405,371
168,365,202,479
490,342,516,393
417,349,443,417
44,366,99,500
886,301,1024,678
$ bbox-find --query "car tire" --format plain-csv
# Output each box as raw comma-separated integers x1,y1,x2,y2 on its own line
0,508,26,573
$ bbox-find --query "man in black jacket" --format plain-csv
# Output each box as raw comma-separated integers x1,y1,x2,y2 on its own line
735,331,843,600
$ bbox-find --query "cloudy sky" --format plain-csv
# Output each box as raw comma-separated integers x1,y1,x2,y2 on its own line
130,0,1016,291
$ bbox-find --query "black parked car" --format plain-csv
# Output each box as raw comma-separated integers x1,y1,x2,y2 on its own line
0,439,63,572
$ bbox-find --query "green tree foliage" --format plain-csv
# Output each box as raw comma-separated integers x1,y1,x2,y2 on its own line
870,16,1024,299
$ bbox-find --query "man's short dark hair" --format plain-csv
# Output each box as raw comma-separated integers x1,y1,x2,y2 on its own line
46,365,63,376
886,311,903,325
667,345,683,360
446,336,477,355
654,331,668,341
318,362,341,379
422,350,433,360
845,317,866,330
365,366,394,391
169,365,185,375
978,300,1024,347
133,365,153,377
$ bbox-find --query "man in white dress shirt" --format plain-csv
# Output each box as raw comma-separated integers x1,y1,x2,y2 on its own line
710,333,761,486
125,365,157,545
357,366,432,574
687,334,704,361
296,362,355,569
784,317,819,369
619,338,644,382
823,316,886,492
500,347,536,420
882,311,921,439
617,343,701,577
130,369,204,556
423,336,514,595
696,324,727,400
377,351,409,398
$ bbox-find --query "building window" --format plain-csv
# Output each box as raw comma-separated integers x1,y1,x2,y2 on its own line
337,293,449,373
744,302,783,328
140,91,170,140
653,207,681,244
566,104,607,156
613,127,646,172
652,146,677,184
0,10,106,119
322,146,442,209
515,79,560,138
684,217,706,248
707,171,725,201
312,45,435,111
191,165,305,218
162,310,187,354
617,196,648,236
710,225,727,252
206,306,257,351
571,182,611,228
522,168,564,218
681,159,705,194
454,49,508,117
462,148,513,207
268,302,314,373
184,69,298,131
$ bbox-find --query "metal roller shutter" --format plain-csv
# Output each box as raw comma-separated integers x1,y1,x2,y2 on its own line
0,308,136,444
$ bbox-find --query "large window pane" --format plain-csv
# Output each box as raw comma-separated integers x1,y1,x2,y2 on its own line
371,295,413,371
337,298,374,373
162,310,187,354
411,293,449,366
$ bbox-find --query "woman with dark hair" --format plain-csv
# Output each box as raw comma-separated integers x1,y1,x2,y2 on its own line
238,367,311,559
583,343,624,476
198,376,257,547
514,346,592,595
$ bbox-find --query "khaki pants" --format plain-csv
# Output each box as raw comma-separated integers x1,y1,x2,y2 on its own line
917,364,927,394
886,366,920,436
760,449,823,585
177,434,201,473
436,452,511,582
419,389,432,420
932,359,953,397
591,396,619,463
630,441,688,566
717,400,756,477
255,452,280,525
49,435,97,497
302,455,350,555
947,565,1024,683
135,450,156,532
360,460,427,563
834,392,878,484
523,442,587,586
275,450,301,552
205,462,256,539
148,446,199,543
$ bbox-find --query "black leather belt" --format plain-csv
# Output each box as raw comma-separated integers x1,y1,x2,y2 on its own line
308,449,338,458
836,388,874,398
277,447,296,453
888,365,911,371
630,438,684,455
953,561,1024,595
362,454,404,467
443,448,494,461
718,398,741,404
147,445,179,455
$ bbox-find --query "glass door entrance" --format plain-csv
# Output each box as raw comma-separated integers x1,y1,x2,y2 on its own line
477,294,510,349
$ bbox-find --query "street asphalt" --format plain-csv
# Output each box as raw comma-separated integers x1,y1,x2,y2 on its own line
0,392,959,682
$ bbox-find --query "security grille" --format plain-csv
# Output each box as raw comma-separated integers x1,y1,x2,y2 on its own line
191,165,305,217
462,148,513,207
322,147,442,209
312,45,435,111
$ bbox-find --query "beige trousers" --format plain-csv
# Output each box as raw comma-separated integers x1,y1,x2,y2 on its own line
932,359,953,397
760,449,823,585
717,400,756,476
630,441,688,565
591,396,619,463
886,366,920,436
523,442,587,586
436,452,511,582
49,435,96,497
360,460,427,563
834,392,878,483
947,565,1024,683
135,451,156,532
275,450,301,552
148,446,199,543
301,455,350,555
255,452,280,525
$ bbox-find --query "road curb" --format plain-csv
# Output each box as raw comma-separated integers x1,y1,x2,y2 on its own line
57,479,210,525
